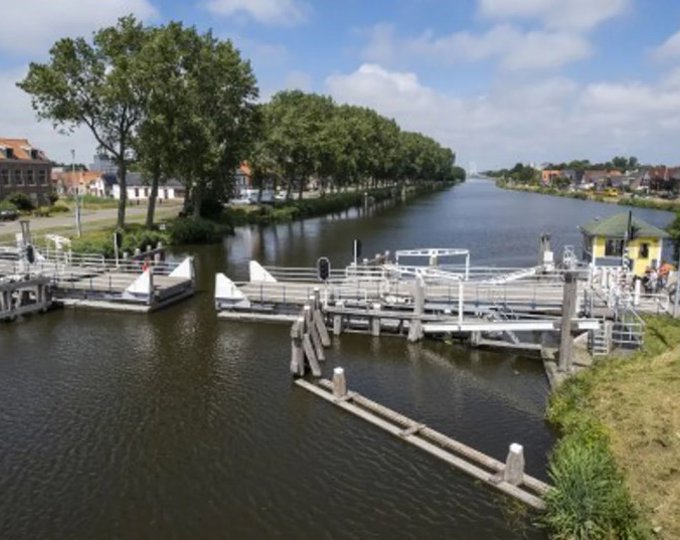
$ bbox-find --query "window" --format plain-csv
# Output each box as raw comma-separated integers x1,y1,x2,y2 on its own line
13,169,23,186
0,168,9,186
26,169,35,185
38,169,47,185
134,188,139,198
605,239,624,257
639,243,650,259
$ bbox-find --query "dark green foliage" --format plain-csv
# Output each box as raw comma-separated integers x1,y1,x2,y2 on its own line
70,227,168,257
47,192,59,205
166,217,228,245
0,199,19,212
544,436,645,540
6,192,35,211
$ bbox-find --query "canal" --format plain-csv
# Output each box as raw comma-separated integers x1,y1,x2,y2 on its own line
0,179,674,539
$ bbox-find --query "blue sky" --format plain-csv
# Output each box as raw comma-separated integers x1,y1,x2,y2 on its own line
3,0,680,169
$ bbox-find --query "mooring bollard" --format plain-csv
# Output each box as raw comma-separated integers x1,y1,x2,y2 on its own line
332,367,347,398
333,300,344,336
371,302,381,336
290,316,305,377
503,443,525,485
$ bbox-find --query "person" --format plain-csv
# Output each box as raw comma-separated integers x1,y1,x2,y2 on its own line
142,258,150,272
658,261,674,289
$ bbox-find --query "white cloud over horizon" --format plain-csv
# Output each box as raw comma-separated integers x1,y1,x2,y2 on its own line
326,63,680,169
204,0,308,25
363,23,591,71
478,0,630,31
0,0,157,57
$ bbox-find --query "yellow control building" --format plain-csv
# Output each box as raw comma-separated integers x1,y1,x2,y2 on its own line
580,213,669,277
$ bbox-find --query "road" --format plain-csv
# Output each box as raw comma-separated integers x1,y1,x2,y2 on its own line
0,202,182,240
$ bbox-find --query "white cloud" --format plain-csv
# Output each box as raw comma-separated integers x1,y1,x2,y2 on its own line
362,23,590,71
478,0,630,30
204,0,308,25
0,0,157,56
652,29,680,62
0,67,96,164
326,63,680,169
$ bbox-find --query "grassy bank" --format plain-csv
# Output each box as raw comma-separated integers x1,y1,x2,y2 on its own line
496,180,680,213
223,182,452,227
545,316,680,539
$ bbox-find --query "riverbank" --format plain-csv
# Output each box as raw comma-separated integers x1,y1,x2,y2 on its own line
61,181,455,255
496,179,680,213
545,315,680,539
223,182,453,227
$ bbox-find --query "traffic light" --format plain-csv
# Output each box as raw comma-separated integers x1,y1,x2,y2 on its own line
25,244,35,264
317,257,330,281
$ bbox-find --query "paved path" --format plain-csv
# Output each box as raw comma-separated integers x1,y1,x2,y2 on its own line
0,203,182,238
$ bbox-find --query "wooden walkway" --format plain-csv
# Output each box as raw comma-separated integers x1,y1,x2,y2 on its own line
296,375,550,510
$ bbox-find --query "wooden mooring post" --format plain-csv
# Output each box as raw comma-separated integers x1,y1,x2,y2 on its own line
290,301,332,378
558,272,579,372
295,368,549,510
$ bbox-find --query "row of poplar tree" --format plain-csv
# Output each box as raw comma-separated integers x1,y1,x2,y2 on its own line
19,16,464,229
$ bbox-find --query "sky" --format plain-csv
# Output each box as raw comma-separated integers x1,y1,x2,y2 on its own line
2,0,680,170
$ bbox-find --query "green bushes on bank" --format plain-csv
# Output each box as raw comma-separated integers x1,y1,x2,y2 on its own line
542,316,680,539
70,227,169,258
166,217,229,245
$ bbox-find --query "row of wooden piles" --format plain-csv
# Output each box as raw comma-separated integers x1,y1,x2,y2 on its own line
289,291,332,377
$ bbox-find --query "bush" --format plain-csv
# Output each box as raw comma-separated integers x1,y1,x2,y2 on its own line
6,192,34,211
0,199,19,212
48,192,59,205
50,203,70,213
34,206,51,217
70,227,169,258
544,436,645,540
167,217,228,245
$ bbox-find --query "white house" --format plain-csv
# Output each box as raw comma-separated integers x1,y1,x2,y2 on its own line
108,173,186,201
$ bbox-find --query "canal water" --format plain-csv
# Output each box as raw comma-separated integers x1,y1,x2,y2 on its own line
0,180,673,540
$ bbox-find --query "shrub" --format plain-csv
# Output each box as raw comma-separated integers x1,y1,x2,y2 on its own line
70,227,169,258
0,199,19,212
167,217,227,245
544,436,645,540
6,192,34,211
48,192,59,205
34,206,51,217
50,203,70,213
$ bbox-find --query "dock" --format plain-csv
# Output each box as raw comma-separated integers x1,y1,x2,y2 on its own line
296,369,550,510
0,235,196,318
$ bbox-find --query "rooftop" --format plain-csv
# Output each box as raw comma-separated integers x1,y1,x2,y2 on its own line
0,137,49,161
581,213,669,239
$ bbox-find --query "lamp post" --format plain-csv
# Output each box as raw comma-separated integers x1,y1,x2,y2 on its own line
72,149,81,237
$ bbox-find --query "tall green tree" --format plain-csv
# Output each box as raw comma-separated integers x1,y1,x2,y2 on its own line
173,30,258,218
19,15,149,229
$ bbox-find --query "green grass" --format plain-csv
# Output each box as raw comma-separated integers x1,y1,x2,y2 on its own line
545,316,680,539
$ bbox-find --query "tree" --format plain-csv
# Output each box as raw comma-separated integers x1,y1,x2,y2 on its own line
172,30,258,218
19,16,150,229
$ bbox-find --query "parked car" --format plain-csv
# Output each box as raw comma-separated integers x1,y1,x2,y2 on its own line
0,208,19,221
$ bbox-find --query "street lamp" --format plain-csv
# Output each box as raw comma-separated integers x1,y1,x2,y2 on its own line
72,149,81,237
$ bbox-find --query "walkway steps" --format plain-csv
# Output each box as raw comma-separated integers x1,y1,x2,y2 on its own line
296,378,550,510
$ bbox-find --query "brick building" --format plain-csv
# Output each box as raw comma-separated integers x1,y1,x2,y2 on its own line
0,138,52,205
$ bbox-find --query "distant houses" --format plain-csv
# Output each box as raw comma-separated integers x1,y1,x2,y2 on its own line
536,164,680,197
